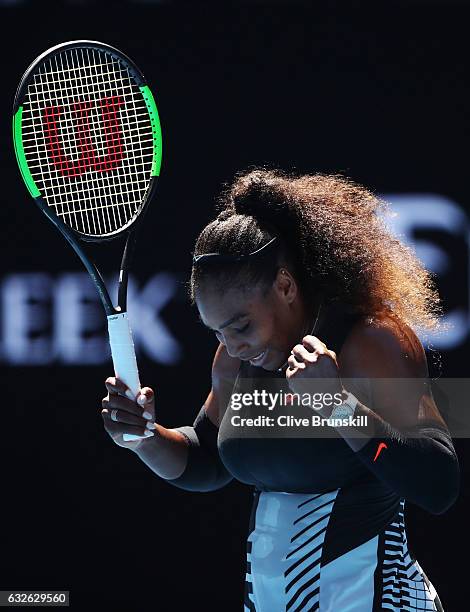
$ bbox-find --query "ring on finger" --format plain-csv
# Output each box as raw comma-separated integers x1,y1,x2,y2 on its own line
111,408,119,422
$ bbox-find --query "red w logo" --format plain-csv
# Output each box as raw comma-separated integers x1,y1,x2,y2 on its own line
42,96,124,177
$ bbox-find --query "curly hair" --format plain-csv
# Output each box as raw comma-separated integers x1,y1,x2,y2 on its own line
189,168,442,332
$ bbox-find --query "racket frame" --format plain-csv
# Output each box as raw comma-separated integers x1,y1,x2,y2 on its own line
12,40,162,316
13,40,163,435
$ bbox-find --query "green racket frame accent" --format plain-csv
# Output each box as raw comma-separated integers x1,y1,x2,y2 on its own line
13,106,41,198
140,85,162,177
13,87,161,196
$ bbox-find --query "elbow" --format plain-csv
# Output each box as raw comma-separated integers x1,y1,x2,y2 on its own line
422,459,460,515
182,477,232,493
165,468,233,493
201,470,233,492
426,484,460,516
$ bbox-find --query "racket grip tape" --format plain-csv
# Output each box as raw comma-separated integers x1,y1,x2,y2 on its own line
107,312,146,442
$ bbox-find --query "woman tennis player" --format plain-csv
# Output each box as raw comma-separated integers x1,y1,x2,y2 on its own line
101,170,459,611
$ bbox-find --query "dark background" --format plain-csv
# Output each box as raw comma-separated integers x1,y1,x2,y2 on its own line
0,1,469,610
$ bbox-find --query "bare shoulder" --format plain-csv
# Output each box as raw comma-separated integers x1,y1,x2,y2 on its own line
211,342,241,385
339,312,447,429
339,311,428,378
204,343,241,427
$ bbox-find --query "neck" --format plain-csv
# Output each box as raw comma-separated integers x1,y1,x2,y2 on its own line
305,298,323,336
277,298,323,373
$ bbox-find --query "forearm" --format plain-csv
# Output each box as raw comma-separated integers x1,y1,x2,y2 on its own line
332,401,460,514
166,421,233,492
133,425,189,480
135,406,233,493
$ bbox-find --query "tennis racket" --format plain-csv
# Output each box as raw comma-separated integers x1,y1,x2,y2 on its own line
13,40,162,441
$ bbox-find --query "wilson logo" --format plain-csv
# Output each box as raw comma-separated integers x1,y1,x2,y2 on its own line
42,96,124,177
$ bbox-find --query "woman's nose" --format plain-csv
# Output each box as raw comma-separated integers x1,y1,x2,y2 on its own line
220,335,248,359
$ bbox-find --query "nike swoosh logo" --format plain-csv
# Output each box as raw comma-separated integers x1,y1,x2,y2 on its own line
373,442,388,462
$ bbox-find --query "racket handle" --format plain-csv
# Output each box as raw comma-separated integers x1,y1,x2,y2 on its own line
107,312,146,442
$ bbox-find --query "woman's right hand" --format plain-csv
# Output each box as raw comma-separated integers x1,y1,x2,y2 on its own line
101,377,157,450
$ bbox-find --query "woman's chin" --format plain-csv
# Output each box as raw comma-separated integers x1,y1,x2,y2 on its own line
261,352,287,372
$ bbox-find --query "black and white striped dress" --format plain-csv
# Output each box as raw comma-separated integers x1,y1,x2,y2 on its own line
243,492,443,611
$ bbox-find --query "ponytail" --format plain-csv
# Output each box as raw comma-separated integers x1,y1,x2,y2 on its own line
189,168,442,333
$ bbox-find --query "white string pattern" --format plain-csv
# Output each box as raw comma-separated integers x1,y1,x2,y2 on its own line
21,47,153,237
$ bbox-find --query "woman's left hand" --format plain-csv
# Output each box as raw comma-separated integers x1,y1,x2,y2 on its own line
285,335,343,415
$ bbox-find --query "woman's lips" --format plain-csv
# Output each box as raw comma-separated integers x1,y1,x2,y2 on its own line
249,350,267,366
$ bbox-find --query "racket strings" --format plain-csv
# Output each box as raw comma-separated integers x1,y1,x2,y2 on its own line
21,47,154,237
